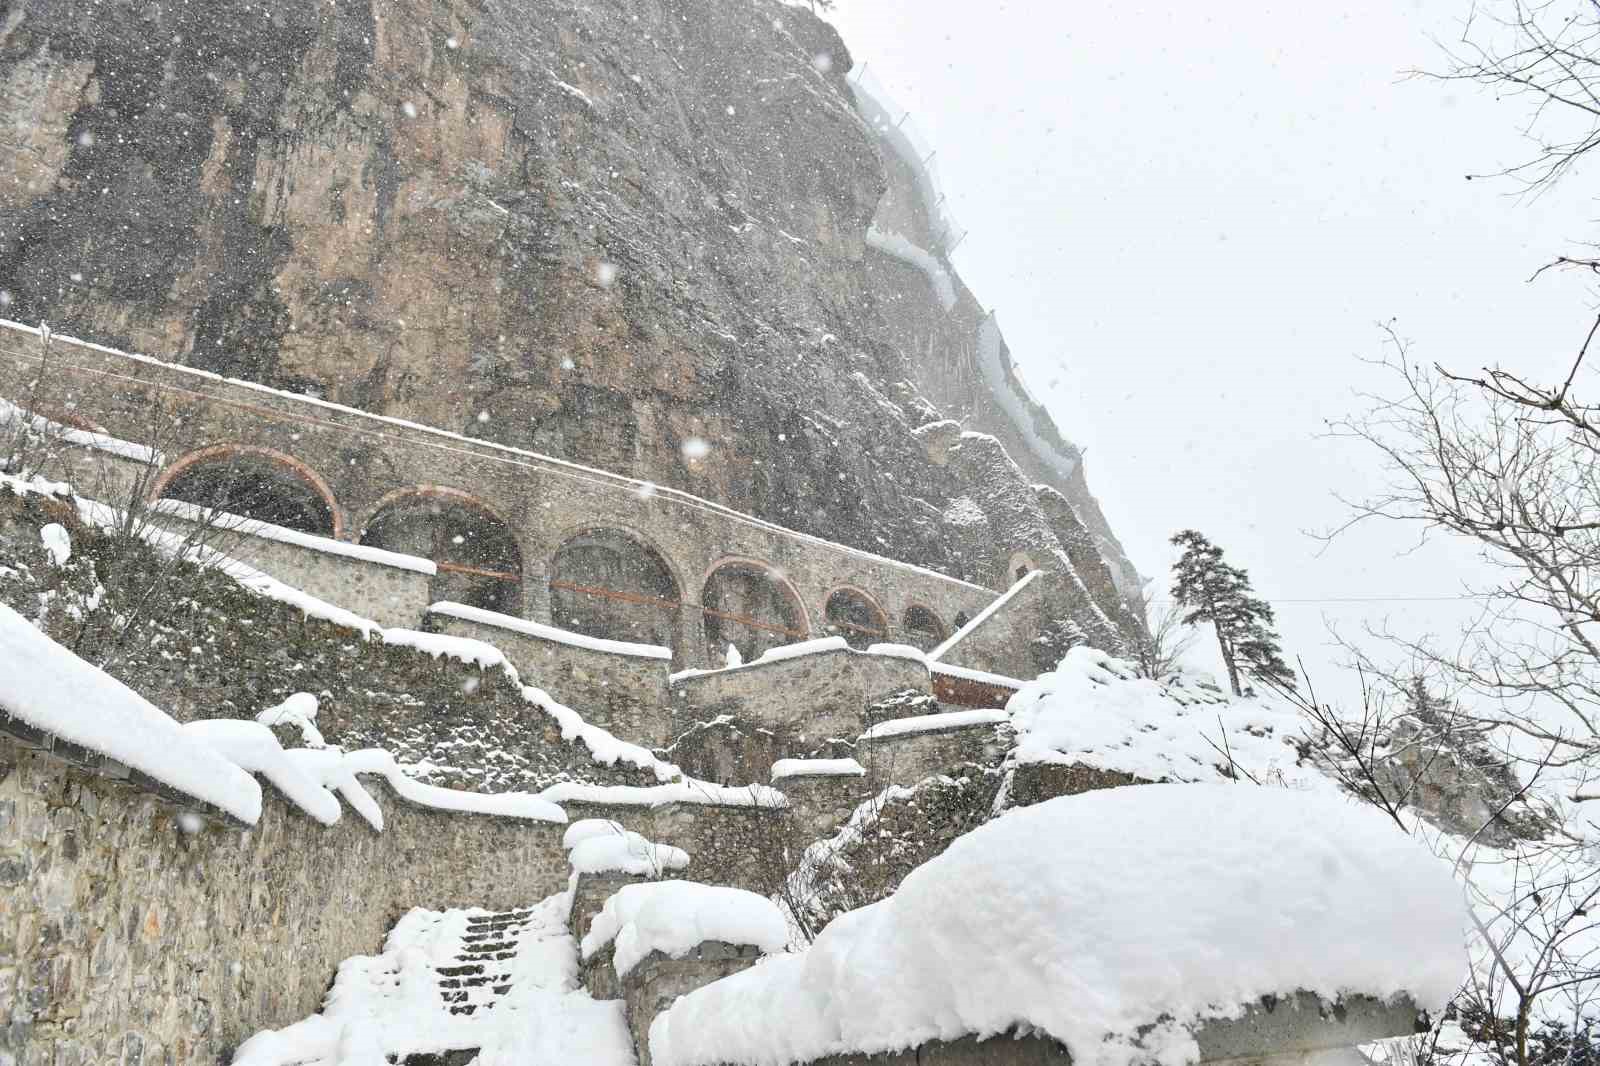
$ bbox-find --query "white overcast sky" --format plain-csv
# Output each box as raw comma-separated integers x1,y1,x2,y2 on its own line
829,0,1600,695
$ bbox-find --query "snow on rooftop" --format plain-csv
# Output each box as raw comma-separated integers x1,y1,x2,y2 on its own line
651,783,1466,1066
927,570,1040,662
569,830,690,877
859,709,1009,741
0,603,262,823
581,881,788,979
429,601,672,660
1007,647,1312,787
771,757,866,782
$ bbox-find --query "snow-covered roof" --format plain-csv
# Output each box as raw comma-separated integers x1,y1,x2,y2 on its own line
581,881,788,979
0,603,262,822
650,783,1466,1066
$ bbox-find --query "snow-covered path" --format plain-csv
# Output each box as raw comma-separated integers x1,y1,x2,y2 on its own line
231,892,636,1066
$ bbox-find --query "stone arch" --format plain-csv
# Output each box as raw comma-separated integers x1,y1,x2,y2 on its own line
549,526,683,651
822,585,889,650
700,557,809,664
900,604,948,652
1007,550,1040,586
152,444,342,538
359,486,524,614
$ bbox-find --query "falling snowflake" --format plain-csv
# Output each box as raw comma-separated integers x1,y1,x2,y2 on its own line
446,36,459,49
682,437,711,461
596,261,618,287
401,100,418,118
812,53,833,74
725,105,736,117
452,534,465,545
69,273,83,283
0,291,11,308
461,675,480,695
76,130,95,148
476,411,490,423
636,481,657,500
560,357,576,371
177,812,204,835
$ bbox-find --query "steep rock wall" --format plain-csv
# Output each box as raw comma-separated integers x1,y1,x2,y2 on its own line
0,0,1141,639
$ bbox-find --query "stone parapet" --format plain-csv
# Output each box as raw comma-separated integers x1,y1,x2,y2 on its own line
623,942,763,1066
429,604,672,743
670,648,931,755
857,716,1014,788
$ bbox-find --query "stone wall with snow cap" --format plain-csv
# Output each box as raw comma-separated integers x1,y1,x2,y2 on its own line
669,643,931,751
856,710,1013,788
153,504,436,631
0,736,569,1066
648,782,1465,1066
771,759,873,834
429,602,673,744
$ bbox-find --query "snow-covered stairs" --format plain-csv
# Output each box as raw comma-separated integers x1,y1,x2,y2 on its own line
230,894,638,1066
437,908,536,1016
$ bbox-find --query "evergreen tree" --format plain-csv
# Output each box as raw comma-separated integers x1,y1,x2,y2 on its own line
1168,530,1295,696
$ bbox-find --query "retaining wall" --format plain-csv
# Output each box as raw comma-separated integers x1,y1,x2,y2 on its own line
670,648,930,746
428,604,672,744
858,718,1014,788
0,736,569,1066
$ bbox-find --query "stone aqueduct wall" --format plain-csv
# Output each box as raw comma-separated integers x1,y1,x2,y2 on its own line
0,321,1002,669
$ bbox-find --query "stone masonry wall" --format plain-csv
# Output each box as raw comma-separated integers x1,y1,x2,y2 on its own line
430,609,672,744
0,323,1005,669
670,649,930,747
858,720,1014,789
173,517,433,632
0,737,569,1066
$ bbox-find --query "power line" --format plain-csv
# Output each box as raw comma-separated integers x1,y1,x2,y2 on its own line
1145,595,1487,605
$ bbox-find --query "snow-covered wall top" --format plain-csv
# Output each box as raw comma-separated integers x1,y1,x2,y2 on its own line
848,66,966,255
975,315,1082,483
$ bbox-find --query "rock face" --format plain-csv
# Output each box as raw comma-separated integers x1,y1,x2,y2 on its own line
0,0,1142,643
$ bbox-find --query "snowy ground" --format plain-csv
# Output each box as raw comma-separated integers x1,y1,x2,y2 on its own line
231,893,635,1066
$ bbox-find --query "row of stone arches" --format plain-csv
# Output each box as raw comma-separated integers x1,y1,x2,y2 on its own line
149,444,959,661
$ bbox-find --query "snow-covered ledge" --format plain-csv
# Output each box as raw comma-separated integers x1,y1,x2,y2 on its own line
649,783,1465,1066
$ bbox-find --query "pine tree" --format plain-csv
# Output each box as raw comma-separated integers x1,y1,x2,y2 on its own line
1168,530,1295,696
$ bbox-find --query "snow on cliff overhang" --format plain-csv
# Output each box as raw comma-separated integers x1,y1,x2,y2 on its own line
649,782,1466,1066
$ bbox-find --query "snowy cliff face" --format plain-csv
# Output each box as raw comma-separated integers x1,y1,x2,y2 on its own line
0,0,1139,634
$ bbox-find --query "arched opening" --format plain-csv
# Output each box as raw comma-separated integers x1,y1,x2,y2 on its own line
901,605,948,652
1007,551,1039,586
823,587,889,650
156,446,338,537
701,560,807,664
360,488,523,614
550,528,681,651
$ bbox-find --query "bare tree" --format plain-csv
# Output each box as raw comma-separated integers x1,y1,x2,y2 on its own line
1130,592,1199,682
1323,321,1600,1066
1419,0,1600,195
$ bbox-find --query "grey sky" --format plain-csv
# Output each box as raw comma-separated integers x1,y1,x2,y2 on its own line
830,0,1600,693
